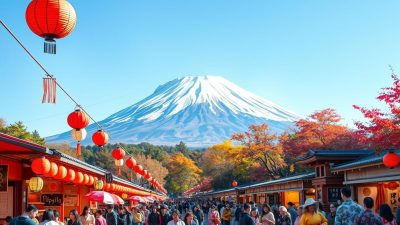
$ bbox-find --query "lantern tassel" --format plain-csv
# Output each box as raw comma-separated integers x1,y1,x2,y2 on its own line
118,168,121,176
44,37,56,54
76,142,81,156
42,77,57,104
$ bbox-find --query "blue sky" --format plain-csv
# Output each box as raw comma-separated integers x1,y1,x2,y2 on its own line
0,1,398,137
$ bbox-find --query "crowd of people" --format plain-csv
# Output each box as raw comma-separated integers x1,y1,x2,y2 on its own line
6,187,400,225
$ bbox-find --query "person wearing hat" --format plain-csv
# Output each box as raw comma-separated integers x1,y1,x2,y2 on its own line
299,198,327,225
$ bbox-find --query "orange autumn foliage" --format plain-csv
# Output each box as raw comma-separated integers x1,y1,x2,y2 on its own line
281,108,366,158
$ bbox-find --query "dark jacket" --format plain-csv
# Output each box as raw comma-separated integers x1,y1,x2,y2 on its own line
10,216,37,225
67,220,83,225
193,210,204,224
235,208,243,222
118,214,127,225
239,213,255,225
107,211,118,225
160,213,171,225
148,212,160,225
125,212,132,225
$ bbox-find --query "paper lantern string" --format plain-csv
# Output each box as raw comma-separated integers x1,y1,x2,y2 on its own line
0,19,167,195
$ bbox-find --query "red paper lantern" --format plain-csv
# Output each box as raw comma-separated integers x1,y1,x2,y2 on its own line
32,157,51,175
232,181,238,187
74,172,84,184
145,172,151,180
44,162,58,177
112,148,126,160
25,0,77,54
67,109,90,130
82,174,89,185
383,151,400,169
88,176,95,186
92,130,109,147
65,169,76,182
54,165,67,180
126,157,136,169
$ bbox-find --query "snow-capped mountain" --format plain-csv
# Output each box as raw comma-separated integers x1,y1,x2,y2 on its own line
46,76,301,147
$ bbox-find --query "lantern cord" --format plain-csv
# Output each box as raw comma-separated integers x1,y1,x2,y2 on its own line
0,19,166,194
0,19,103,131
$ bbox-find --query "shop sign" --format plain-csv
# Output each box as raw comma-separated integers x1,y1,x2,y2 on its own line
64,194,78,206
41,194,63,206
0,165,8,192
328,188,341,203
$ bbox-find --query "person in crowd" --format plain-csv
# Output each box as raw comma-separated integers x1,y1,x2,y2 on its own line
326,204,337,225
250,208,260,225
39,209,57,225
95,210,107,225
81,206,95,225
106,205,118,225
6,216,13,225
287,203,297,225
318,203,327,218
160,205,171,225
293,206,303,225
167,210,185,225
193,205,204,225
10,205,39,225
209,205,221,225
53,211,64,225
223,205,233,225
148,206,160,225
354,197,383,225
335,187,364,225
239,204,255,225
234,205,243,225
68,210,83,225
379,204,396,225
142,205,150,225
231,204,237,225
124,206,132,225
300,198,327,225
132,207,142,225
184,212,198,225
261,204,275,225
272,206,280,224
276,207,291,225
117,206,127,225
396,198,400,225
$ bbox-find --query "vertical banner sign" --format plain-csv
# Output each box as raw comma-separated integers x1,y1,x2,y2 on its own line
105,173,113,184
0,165,8,192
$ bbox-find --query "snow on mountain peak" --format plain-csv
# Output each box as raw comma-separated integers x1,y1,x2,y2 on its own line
116,75,300,122
47,75,301,147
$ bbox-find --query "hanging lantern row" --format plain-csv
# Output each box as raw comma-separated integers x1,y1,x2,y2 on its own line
30,157,167,195
31,157,97,190
65,109,165,193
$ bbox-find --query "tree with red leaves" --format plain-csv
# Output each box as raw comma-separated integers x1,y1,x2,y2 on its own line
354,72,400,152
282,109,366,157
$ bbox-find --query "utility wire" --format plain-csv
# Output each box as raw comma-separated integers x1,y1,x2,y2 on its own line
0,19,166,194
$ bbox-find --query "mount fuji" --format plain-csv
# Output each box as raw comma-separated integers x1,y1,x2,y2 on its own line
46,76,301,147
